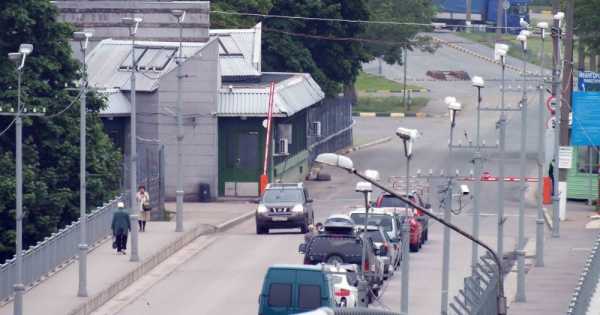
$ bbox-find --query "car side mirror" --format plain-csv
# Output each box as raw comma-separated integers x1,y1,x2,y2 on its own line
298,243,307,253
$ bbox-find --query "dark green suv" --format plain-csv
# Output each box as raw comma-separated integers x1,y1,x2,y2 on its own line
255,183,314,234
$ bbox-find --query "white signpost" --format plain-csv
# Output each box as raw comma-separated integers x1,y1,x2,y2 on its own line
559,146,573,169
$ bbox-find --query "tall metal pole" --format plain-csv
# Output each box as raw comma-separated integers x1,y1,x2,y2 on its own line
403,47,408,112
175,13,185,233
472,86,483,276
441,119,454,315
535,30,546,267
559,0,574,220
498,58,506,259
551,9,562,238
78,41,89,297
129,28,140,262
515,43,528,303
14,68,24,315
400,146,410,315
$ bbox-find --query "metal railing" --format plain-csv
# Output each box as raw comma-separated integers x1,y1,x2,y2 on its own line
0,196,122,303
567,234,600,315
449,252,499,315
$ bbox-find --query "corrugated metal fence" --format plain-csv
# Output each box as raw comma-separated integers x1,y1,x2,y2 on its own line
0,196,122,303
567,234,600,315
307,96,354,162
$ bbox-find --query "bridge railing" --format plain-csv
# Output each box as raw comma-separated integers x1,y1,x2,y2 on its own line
0,196,122,303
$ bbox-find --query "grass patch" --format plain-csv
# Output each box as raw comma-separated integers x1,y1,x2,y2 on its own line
456,32,587,69
354,96,428,113
356,71,421,92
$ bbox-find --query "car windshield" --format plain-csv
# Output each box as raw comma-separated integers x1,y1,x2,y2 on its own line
379,195,410,208
262,189,304,203
350,214,394,232
365,230,385,243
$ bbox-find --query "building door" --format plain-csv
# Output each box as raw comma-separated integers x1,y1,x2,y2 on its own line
219,118,264,197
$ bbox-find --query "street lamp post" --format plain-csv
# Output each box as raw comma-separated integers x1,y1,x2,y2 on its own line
442,97,462,314
535,21,549,268
471,76,485,278
315,153,507,315
495,43,509,262
121,16,142,262
551,11,565,238
396,127,418,315
356,181,372,307
73,30,93,297
515,28,530,303
171,9,186,233
6,43,35,315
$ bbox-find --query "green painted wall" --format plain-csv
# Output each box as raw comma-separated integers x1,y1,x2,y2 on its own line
567,147,600,200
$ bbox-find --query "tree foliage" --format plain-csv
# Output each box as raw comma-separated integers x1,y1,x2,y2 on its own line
0,0,122,262
575,0,600,53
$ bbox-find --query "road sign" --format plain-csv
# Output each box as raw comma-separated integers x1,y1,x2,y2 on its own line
502,0,510,10
578,71,600,92
559,146,573,169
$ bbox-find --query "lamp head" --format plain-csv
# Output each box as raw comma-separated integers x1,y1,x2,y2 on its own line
395,127,418,141
553,12,565,21
448,101,462,111
171,9,186,21
471,76,485,88
355,181,373,193
537,22,549,29
364,169,381,181
18,44,33,55
315,153,354,171
8,52,22,65
519,18,529,29
121,17,143,26
73,31,93,41
444,96,457,106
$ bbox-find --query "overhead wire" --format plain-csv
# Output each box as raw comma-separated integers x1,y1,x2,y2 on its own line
0,118,16,137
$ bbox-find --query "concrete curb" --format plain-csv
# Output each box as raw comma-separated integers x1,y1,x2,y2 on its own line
68,210,255,315
352,112,447,118
363,88,430,93
431,36,537,76
340,137,392,154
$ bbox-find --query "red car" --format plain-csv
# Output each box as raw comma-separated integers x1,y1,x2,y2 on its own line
375,193,427,252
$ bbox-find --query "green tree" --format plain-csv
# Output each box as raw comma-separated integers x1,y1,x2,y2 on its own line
363,0,436,65
0,0,122,262
575,0,600,53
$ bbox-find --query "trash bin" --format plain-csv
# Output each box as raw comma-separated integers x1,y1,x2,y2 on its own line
199,183,210,202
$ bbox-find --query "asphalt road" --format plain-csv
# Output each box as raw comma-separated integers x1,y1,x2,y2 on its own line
107,33,548,315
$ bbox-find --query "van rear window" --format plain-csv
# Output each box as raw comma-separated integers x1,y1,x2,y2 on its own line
268,283,292,307
298,284,321,309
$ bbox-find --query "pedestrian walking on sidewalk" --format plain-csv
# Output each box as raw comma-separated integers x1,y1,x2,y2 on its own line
137,185,151,232
112,202,131,255
549,159,555,196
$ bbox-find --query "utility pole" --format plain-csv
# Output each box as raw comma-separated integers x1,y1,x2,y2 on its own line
551,8,564,238
172,9,186,233
497,45,508,260
535,24,548,268
403,47,408,112
515,32,529,303
471,79,484,279
559,0,574,220
73,30,93,297
122,17,142,262
5,43,40,315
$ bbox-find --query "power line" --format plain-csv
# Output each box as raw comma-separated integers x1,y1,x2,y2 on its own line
210,9,527,30
0,118,16,137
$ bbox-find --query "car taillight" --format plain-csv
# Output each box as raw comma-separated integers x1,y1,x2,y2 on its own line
335,288,351,297
363,259,369,272
416,209,423,216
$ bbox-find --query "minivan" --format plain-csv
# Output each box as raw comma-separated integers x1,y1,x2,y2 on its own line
258,264,336,315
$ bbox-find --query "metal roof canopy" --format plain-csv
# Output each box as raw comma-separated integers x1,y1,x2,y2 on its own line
218,72,325,117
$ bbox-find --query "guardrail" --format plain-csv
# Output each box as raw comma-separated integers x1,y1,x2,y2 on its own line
449,252,499,315
0,196,122,303
567,234,600,315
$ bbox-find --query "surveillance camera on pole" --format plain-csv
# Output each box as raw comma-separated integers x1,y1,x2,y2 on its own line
460,184,470,195
396,127,418,158
553,11,565,27
519,17,530,29
355,181,373,193
447,100,462,126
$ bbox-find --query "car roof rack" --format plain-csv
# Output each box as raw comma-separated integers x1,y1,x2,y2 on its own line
266,182,303,189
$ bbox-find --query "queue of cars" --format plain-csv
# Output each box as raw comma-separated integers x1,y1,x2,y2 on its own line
257,182,431,315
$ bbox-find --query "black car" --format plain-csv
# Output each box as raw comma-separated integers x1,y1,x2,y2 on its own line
255,183,314,234
298,234,384,294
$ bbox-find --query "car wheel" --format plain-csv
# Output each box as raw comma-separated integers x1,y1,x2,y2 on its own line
256,224,267,234
326,255,344,265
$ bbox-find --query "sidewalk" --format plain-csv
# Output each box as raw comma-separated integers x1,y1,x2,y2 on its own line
509,202,599,315
0,201,255,315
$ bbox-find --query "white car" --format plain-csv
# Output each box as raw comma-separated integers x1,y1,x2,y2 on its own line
327,264,359,308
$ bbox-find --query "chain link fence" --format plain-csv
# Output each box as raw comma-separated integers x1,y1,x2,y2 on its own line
307,96,354,163
567,234,600,315
449,252,499,315
0,196,122,303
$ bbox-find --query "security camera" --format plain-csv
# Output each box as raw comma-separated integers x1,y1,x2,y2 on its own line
519,18,530,29
537,22,549,29
553,12,565,21
448,101,462,111
460,184,470,196
396,127,418,141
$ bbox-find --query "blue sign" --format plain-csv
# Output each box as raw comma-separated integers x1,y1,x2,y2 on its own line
572,92,600,146
578,71,600,91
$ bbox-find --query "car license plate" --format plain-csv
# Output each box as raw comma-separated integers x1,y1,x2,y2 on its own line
272,216,288,221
